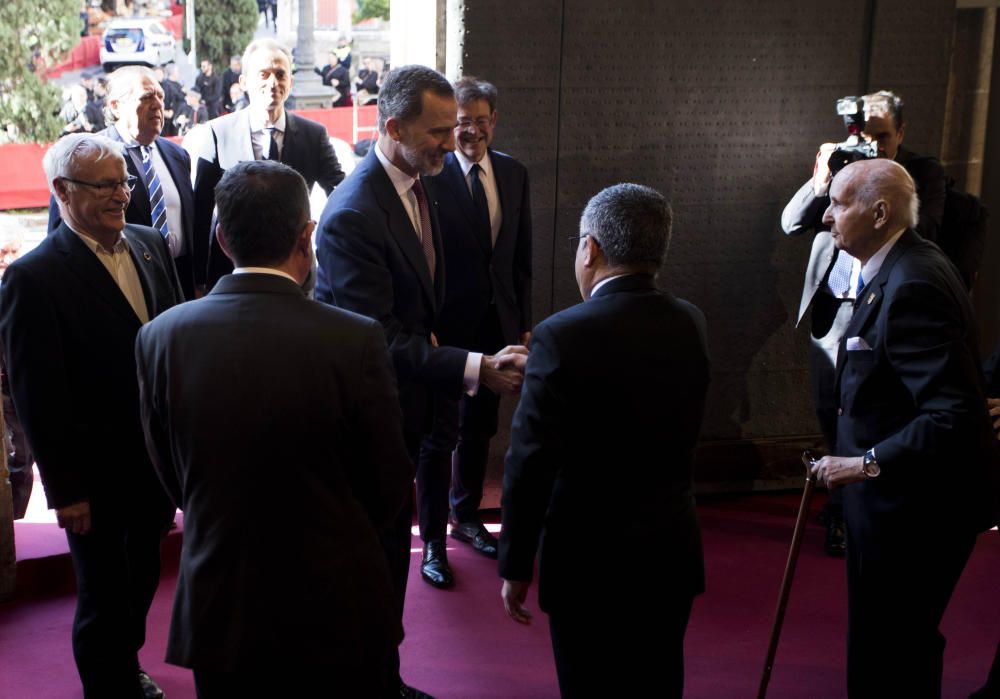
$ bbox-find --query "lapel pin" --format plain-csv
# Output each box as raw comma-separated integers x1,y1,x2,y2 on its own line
143,250,152,262
867,292,875,305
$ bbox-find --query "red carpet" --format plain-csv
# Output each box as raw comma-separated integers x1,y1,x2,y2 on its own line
3,492,998,698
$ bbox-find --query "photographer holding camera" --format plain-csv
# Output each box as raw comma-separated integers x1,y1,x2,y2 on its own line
781,90,946,556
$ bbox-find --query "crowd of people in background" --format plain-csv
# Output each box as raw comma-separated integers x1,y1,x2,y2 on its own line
56,40,383,140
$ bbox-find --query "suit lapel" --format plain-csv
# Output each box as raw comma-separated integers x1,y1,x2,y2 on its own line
367,153,436,309
490,150,512,251
123,227,160,319
833,230,915,387
52,224,143,326
281,112,297,166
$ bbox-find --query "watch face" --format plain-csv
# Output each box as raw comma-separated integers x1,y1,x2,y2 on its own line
863,453,880,477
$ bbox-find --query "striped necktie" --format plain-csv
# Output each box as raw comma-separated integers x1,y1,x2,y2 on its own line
410,179,436,281
139,145,170,245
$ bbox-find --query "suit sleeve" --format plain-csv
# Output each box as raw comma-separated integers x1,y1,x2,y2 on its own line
781,179,828,237
514,167,533,333
317,207,467,389
348,321,413,528
134,326,183,507
498,322,565,582
314,127,346,195
192,127,223,288
0,266,89,508
872,278,984,472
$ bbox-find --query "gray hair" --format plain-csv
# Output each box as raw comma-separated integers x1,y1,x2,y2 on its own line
580,183,673,272
377,65,453,134
455,76,497,112
242,38,292,71
42,133,125,195
104,65,158,124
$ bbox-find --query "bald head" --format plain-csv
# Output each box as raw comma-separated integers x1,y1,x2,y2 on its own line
822,159,918,263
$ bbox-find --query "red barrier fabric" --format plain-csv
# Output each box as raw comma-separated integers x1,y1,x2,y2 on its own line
0,106,377,210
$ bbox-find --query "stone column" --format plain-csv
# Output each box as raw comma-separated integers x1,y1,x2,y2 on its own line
290,0,335,109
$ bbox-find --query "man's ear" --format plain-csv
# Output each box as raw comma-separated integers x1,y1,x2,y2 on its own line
215,225,233,262
298,219,315,256
582,235,601,267
385,116,403,142
873,199,891,230
52,178,70,205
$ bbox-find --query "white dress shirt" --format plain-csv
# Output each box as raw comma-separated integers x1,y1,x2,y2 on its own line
248,110,286,161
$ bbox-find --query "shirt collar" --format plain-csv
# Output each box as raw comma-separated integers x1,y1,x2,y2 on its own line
454,148,492,179
233,266,297,283
114,123,147,150
861,227,907,284
72,227,128,255
590,273,628,298
374,141,419,198
248,109,286,133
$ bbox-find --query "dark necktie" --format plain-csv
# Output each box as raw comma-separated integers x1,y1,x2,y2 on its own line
266,127,280,161
469,163,493,248
410,179,436,280
139,145,170,248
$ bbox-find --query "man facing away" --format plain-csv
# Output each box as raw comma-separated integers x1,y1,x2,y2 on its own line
499,183,710,698
136,160,412,698
0,133,182,698
810,159,999,697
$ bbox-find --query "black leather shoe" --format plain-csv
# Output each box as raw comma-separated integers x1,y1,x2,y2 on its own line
420,540,454,589
138,669,165,699
825,513,846,557
397,682,436,699
450,521,498,559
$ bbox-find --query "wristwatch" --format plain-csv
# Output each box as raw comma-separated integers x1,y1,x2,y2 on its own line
862,449,881,478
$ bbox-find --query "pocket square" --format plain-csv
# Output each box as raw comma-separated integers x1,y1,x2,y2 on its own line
846,336,871,351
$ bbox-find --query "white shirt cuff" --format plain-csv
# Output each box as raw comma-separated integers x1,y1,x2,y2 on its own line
464,352,483,396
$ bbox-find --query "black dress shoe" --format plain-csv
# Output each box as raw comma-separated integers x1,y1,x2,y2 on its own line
450,521,498,559
420,540,454,589
138,669,165,699
825,513,846,557
397,681,436,699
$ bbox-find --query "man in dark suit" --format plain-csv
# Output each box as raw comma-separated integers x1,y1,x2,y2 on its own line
781,89,946,556
419,77,532,578
0,133,182,699
499,183,710,698
48,66,196,301
194,38,345,293
810,159,999,697
316,65,526,699
135,160,411,698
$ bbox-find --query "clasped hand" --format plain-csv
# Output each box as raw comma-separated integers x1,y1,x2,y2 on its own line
481,345,530,395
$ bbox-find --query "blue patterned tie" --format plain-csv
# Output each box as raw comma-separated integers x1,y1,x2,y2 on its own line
856,270,865,296
826,251,853,298
140,145,169,245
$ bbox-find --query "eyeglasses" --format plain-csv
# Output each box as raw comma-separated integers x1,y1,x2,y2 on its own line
61,175,138,197
567,234,601,248
457,117,492,130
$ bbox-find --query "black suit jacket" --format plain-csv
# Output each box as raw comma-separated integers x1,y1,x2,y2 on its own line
0,223,182,510
193,109,346,289
498,275,710,614
835,230,1000,551
47,127,195,298
315,148,468,435
429,150,532,347
135,272,411,671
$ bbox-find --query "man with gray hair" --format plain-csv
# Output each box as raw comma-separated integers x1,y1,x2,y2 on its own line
316,64,526,699
1,133,182,698
809,159,998,696
48,65,196,300
194,38,345,293
498,183,710,698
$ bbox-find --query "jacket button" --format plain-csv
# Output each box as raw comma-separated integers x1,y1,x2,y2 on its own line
837,408,843,416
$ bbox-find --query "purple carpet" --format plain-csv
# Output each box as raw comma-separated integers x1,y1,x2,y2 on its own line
3,490,998,698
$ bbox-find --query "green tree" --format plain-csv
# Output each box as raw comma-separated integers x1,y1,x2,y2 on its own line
0,0,79,144
195,0,259,67
354,0,389,22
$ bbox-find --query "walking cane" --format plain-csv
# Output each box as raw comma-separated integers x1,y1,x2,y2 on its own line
756,451,819,699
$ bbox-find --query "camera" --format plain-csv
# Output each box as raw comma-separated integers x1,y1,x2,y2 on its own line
827,96,878,175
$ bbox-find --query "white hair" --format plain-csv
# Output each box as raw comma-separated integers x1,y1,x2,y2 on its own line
42,133,126,196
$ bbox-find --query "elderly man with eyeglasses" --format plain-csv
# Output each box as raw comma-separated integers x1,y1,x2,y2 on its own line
0,132,183,699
